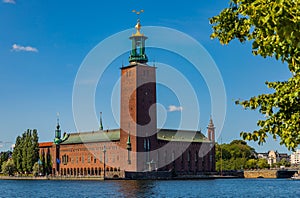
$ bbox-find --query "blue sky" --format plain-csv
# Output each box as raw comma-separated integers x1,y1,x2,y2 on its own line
0,0,292,153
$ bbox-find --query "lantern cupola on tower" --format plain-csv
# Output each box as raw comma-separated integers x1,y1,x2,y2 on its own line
129,10,148,64
54,113,70,145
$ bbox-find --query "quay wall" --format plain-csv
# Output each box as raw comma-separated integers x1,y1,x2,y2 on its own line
244,170,277,178
244,170,297,178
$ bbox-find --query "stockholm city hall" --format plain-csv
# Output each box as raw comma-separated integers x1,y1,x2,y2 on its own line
39,16,216,179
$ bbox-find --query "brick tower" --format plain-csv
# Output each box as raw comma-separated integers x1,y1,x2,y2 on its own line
120,18,157,172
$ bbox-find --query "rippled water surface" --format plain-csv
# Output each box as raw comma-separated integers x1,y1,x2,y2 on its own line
0,179,299,197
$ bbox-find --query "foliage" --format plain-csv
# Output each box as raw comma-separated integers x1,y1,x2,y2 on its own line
245,159,257,169
257,158,270,169
0,151,12,172
277,158,291,167
210,0,300,150
32,162,43,176
45,148,52,175
40,148,52,175
12,129,39,173
1,159,16,176
12,136,22,172
216,140,256,170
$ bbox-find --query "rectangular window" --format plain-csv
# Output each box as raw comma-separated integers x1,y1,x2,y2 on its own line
172,152,175,161
157,151,159,168
164,151,167,163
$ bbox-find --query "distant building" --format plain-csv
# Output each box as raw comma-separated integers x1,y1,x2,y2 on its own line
38,19,216,179
257,150,289,166
291,150,300,165
257,153,268,160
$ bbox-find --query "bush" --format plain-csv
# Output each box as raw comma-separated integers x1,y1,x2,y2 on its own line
2,159,16,176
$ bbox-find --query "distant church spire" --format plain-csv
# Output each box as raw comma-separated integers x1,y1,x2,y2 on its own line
208,115,214,128
207,115,215,142
99,112,103,131
129,9,148,64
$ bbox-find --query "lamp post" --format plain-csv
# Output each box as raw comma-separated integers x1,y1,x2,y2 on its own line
103,145,106,180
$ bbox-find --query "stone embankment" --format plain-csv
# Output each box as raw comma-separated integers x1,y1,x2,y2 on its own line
244,169,297,178
244,170,277,178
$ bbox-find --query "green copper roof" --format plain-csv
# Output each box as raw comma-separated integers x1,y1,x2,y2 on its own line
61,129,120,144
157,129,210,143
60,128,210,145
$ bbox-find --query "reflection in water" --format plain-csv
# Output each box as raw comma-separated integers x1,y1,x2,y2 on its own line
115,180,155,197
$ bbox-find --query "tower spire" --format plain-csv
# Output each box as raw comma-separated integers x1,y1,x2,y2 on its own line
208,115,214,128
100,112,103,131
55,112,61,139
56,112,60,127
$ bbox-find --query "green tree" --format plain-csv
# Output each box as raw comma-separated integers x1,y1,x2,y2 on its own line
32,129,39,166
12,136,22,173
216,140,256,171
12,129,40,174
278,158,291,167
21,132,27,173
245,159,258,169
210,0,300,150
45,148,52,175
0,151,11,172
26,130,34,172
32,162,43,177
257,158,269,169
2,159,16,176
40,149,45,175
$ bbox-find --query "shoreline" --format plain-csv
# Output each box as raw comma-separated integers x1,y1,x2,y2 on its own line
0,175,241,181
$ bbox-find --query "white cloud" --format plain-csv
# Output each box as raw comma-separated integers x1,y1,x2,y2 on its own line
11,44,38,52
168,105,183,112
3,0,16,4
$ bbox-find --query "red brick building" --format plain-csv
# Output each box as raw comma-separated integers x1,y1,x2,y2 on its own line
39,19,215,178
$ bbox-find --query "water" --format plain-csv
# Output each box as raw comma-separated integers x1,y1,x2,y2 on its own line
0,179,299,197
